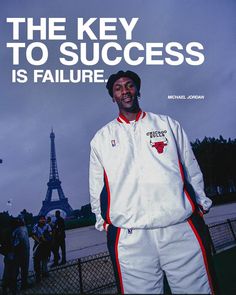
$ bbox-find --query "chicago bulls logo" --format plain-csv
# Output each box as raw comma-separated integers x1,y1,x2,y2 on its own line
146,129,168,154
151,140,168,154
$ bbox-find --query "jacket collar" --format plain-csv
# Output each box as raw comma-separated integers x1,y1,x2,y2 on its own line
117,110,146,124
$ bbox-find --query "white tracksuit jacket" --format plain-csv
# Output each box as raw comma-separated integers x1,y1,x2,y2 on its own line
89,111,212,231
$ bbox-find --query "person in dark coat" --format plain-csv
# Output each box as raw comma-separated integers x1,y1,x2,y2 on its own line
51,210,66,267
12,216,30,290
0,218,16,294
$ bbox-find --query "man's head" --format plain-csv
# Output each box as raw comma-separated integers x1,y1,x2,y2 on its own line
17,214,25,226
38,215,46,226
106,70,141,113
55,210,61,218
11,217,21,229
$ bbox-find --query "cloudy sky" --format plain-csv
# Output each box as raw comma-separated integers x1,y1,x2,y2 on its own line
0,0,235,216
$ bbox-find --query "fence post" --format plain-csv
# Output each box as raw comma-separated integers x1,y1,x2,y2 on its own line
227,219,236,242
78,258,84,294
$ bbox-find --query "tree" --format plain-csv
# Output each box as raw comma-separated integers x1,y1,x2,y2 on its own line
20,209,34,225
191,136,236,196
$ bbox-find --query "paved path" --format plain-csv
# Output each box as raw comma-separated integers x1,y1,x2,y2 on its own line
203,202,236,224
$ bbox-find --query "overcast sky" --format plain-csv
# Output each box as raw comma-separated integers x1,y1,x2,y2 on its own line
0,0,236,216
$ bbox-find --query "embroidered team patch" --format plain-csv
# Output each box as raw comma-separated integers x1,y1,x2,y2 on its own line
146,130,168,154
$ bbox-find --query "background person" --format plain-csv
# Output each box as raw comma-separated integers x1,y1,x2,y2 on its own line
51,210,66,267
46,216,54,262
32,215,52,283
0,217,16,294
12,215,30,290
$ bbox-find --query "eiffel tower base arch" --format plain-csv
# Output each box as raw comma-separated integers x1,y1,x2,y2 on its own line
39,198,73,217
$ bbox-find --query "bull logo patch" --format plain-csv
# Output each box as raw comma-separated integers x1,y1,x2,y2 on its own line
146,130,168,154
151,140,168,154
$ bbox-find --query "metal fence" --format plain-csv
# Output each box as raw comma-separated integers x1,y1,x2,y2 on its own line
2,218,236,294
208,218,236,254
21,252,117,294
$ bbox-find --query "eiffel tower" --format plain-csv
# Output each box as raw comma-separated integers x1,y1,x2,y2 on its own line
39,129,73,217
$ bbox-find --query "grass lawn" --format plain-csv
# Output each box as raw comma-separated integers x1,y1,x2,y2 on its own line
163,246,236,294
214,246,236,295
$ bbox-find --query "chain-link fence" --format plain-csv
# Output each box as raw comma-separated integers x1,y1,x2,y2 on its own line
23,260,81,294
208,218,236,254
20,252,117,294
1,218,236,294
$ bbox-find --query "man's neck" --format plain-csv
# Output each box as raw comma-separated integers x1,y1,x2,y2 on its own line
119,108,141,121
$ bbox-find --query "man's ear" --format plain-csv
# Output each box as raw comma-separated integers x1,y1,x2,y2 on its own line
137,91,141,100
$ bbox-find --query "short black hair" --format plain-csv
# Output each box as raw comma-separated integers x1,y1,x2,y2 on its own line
106,70,141,97
38,215,45,219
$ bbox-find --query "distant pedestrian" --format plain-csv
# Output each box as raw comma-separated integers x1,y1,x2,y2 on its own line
0,218,16,294
32,215,52,283
46,216,54,261
51,210,66,267
46,216,53,228
12,215,30,290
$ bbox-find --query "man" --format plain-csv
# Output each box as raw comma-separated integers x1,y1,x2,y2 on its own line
51,210,66,267
46,216,54,261
0,217,17,294
12,215,30,290
89,70,218,294
32,215,52,282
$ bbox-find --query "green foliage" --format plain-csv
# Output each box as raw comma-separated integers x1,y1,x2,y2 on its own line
191,136,236,196
20,209,34,225
65,215,96,230
214,246,236,294
0,212,11,235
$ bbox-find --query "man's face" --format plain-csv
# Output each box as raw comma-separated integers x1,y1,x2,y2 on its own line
39,216,46,226
112,77,139,112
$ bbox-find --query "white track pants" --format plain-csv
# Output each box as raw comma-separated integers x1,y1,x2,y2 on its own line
107,212,218,294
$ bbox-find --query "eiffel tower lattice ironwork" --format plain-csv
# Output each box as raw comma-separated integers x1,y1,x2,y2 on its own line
39,130,73,216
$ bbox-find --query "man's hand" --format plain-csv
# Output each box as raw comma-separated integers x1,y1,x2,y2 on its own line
198,204,209,216
103,223,110,232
